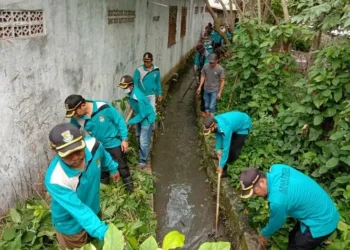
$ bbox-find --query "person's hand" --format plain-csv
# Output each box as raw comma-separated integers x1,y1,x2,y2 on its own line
196,87,201,95
217,167,223,175
259,235,268,245
217,92,222,99
111,171,120,182
121,140,128,153
216,150,222,159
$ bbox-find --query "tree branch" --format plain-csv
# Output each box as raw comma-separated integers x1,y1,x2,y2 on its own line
204,0,230,44
263,0,279,24
217,0,230,27
281,0,290,22
234,0,245,18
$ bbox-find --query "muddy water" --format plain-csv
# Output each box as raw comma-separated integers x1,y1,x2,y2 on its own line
152,66,226,249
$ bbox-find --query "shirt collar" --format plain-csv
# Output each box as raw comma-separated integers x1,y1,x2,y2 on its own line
79,100,94,120
143,64,154,71
266,171,271,199
59,147,92,178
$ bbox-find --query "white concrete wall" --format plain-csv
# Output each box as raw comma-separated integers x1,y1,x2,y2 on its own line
0,0,208,214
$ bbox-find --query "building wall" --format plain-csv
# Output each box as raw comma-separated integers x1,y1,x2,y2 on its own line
0,0,208,214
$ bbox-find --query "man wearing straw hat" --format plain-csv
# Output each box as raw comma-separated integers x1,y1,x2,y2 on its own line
203,111,252,178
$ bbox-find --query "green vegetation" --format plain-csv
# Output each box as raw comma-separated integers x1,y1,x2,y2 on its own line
78,226,230,250
0,141,156,250
216,7,350,248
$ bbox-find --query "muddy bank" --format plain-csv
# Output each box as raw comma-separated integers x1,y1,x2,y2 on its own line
195,90,260,250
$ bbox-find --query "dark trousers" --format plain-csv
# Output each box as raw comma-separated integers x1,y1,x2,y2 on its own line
288,222,333,250
200,86,205,112
102,146,131,182
223,133,247,172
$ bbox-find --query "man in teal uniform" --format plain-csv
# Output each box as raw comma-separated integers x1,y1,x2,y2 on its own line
211,28,224,50
203,111,252,177
64,94,134,192
45,123,120,249
119,75,156,168
239,165,339,249
133,52,162,111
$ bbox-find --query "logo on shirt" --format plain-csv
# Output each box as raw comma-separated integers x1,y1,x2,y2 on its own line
99,115,105,122
154,73,157,78
61,130,73,143
96,158,101,168
214,72,218,75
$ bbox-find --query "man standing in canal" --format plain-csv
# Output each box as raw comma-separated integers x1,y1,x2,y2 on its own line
64,94,134,192
239,165,339,249
203,111,252,178
133,52,162,112
194,42,213,117
196,53,225,117
45,123,120,249
119,75,156,169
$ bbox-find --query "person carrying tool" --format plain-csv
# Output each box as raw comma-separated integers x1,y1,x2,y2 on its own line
45,123,120,249
239,165,340,249
64,94,134,192
133,52,162,112
203,111,252,178
194,42,213,116
196,53,225,117
119,75,156,169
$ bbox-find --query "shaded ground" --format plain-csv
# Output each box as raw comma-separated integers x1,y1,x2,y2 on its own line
152,65,227,249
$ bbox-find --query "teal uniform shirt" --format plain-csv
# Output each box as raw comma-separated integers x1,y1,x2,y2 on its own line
262,164,339,238
211,31,223,46
127,87,156,126
194,47,214,68
45,137,118,240
214,111,252,167
133,65,162,96
70,100,128,149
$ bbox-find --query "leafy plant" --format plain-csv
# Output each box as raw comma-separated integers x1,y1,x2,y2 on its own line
215,16,350,250
0,168,156,250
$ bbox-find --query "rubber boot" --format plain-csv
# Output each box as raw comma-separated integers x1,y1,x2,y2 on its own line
221,166,229,178
100,171,111,184
123,176,134,192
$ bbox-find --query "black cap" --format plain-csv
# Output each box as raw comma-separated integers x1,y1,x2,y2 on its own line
143,52,153,61
196,43,205,52
119,75,134,89
64,95,85,118
203,116,215,129
239,168,262,198
49,123,85,157
203,116,216,136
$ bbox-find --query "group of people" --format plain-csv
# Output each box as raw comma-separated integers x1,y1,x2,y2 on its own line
195,30,340,249
201,112,339,249
45,52,161,249
44,29,340,249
